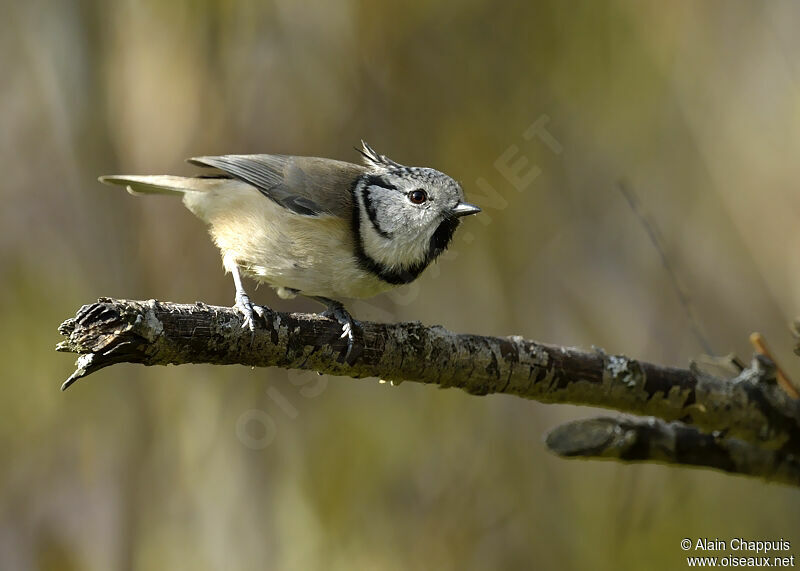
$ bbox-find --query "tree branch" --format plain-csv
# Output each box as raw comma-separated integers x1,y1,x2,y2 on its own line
57,298,800,485
545,416,800,487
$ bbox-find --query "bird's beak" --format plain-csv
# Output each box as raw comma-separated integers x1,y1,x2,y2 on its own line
451,201,481,217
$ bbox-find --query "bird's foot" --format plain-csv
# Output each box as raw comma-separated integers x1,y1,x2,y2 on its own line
234,290,257,332
318,299,358,360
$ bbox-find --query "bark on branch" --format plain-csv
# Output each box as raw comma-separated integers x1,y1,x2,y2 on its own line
545,416,800,487
56,298,800,486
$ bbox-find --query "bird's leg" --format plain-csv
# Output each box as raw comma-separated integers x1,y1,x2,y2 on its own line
225,256,256,332
311,296,358,359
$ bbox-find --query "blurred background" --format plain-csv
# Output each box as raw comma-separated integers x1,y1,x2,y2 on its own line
2,0,800,569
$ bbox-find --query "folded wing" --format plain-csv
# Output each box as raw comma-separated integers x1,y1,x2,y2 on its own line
188,154,363,219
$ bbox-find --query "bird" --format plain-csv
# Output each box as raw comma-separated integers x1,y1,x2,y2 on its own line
99,141,481,356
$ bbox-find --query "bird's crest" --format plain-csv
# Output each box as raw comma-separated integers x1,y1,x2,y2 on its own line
357,140,403,170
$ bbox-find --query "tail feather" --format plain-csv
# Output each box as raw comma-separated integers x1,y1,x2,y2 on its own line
98,175,211,196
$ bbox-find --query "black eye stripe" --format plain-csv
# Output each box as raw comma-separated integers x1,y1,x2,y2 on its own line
363,175,403,193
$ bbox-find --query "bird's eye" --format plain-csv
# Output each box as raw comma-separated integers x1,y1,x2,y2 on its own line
408,189,428,204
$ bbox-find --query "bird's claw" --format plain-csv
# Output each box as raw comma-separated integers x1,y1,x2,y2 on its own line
339,322,355,359
321,304,357,359
234,291,257,332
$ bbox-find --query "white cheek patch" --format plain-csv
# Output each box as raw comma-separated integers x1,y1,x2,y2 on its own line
363,186,397,238
358,190,434,270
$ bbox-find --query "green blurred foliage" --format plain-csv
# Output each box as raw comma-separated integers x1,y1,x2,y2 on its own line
2,0,800,569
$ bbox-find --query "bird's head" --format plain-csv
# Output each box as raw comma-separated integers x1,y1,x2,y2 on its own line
352,141,480,284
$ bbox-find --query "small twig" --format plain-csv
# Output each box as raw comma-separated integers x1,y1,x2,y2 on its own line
750,332,799,399
618,182,714,355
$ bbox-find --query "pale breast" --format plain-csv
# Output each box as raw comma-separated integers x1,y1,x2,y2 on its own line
183,181,395,299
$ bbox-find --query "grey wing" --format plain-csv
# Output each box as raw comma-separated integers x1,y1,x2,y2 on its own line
187,154,364,218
